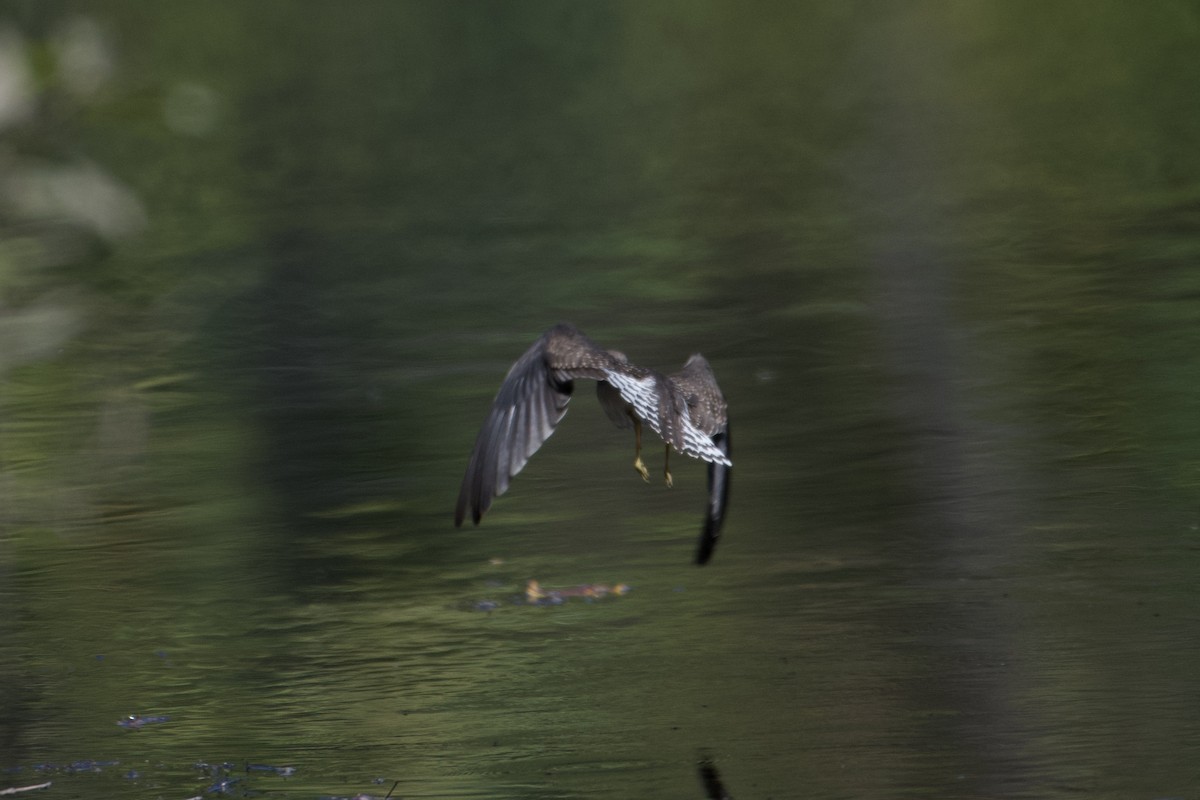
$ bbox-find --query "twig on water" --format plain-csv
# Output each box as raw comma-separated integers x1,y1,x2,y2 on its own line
0,783,52,796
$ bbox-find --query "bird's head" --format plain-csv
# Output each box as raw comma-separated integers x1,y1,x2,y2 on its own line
682,353,713,374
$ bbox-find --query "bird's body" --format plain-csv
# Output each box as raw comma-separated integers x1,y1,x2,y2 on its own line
454,323,731,564
669,354,731,564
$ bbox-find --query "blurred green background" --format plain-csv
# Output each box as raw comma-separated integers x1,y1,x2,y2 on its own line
1,3,1198,798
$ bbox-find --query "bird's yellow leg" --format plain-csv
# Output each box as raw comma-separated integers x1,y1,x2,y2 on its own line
632,418,650,482
663,444,673,488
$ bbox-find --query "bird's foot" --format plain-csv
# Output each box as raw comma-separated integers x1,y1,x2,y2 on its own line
664,469,673,489
633,456,650,483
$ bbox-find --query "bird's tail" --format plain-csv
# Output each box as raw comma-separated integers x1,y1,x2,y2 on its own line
695,420,731,565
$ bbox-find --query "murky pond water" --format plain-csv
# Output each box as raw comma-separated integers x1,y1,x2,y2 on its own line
2,4,1199,799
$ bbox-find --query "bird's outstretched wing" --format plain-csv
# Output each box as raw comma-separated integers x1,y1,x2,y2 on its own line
695,421,730,565
455,324,615,526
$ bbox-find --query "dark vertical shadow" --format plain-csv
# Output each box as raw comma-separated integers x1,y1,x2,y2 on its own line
240,229,363,522
697,758,734,799
847,9,1038,797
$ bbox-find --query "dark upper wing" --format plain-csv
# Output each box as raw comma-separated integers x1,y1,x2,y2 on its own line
455,324,614,526
695,419,730,565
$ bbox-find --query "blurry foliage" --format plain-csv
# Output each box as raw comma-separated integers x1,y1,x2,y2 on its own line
0,15,150,528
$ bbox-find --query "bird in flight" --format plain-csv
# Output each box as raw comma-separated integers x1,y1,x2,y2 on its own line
454,323,731,564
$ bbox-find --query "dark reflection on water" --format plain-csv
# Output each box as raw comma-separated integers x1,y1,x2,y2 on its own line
3,3,1200,799
697,759,734,799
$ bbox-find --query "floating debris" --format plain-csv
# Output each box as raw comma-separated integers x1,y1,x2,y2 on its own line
245,763,296,777
525,580,631,605
64,761,117,774
0,781,52,796
28,761,118,776
467,580,631,611
117,714,170,730
470,578,633,609
204,775,240,794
